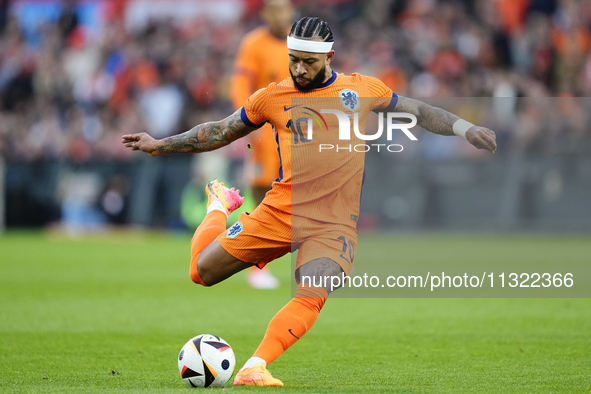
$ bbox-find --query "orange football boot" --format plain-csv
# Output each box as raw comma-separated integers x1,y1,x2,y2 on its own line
233,363,284,387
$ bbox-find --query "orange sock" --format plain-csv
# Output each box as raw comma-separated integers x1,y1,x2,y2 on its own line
252,285,328,365
189,210,227,286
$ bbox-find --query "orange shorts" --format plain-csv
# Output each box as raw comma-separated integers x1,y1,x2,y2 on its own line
217,203,358,276
246,123,281,188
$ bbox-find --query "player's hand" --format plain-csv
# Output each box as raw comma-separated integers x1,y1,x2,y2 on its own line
466,126,497,154
121,133,163,156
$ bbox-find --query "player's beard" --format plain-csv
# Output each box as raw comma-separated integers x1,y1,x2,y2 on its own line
290,66,327,92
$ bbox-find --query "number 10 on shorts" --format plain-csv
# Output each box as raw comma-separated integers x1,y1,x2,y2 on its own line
338,235,355,265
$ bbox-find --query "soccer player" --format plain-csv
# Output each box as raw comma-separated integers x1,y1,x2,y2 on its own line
122,17,497,386
231,0,295,289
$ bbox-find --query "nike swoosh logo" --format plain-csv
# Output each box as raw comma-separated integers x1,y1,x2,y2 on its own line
288,329,300,339
283,105,302,111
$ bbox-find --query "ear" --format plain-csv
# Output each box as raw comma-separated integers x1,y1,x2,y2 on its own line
326,50,335,65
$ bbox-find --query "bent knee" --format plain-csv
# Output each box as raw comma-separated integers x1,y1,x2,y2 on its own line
189,255,211,286
190,241,252,286
195,266,217,286
189,269,208,286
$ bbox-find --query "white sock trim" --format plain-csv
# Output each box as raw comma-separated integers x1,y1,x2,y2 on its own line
242,357,266,370
206,200,227,216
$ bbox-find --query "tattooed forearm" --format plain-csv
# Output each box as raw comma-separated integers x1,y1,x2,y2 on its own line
157,109,257,155
394,96,459,136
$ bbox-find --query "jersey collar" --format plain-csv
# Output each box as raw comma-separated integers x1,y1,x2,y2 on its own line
317,70,337,89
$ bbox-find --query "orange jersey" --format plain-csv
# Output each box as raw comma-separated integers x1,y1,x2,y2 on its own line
241,72,396,226
231,26,290,107
231,27,290,187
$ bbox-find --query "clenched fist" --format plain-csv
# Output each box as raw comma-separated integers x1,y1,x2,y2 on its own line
466,127,497,154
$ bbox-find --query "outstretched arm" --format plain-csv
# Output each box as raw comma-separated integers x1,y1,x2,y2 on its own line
121,109,259,156
394,96,497,153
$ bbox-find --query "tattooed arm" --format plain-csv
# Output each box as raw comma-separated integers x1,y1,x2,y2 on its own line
121,109,259,156
394,96,497,153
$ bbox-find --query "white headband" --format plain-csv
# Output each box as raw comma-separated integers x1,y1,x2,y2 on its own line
287,36,334,53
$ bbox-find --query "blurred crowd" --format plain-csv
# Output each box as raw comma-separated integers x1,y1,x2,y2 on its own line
1,0,591,163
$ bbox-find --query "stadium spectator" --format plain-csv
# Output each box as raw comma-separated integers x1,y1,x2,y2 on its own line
1,0,591,228
2,0,591,162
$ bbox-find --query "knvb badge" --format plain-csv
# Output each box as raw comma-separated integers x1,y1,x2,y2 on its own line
339,89,361,112
226,222,243,239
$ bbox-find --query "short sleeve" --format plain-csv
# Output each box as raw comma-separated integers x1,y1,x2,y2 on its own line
364,75,398,111
242,87,269,127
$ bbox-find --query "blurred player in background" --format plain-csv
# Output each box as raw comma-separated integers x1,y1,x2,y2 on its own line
231,0,295,290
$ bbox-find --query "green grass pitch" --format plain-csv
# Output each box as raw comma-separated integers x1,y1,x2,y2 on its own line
1,231,590,393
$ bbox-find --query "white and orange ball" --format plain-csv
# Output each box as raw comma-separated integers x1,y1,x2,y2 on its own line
178,334,236,388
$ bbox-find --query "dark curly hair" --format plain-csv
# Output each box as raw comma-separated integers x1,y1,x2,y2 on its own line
289,17,334,43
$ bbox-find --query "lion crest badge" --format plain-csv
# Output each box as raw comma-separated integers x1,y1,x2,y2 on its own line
339,89,360,112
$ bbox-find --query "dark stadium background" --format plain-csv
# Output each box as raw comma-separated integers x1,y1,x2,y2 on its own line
1,0,590,232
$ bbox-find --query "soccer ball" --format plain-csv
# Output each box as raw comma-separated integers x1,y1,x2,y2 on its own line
178,334,236,388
